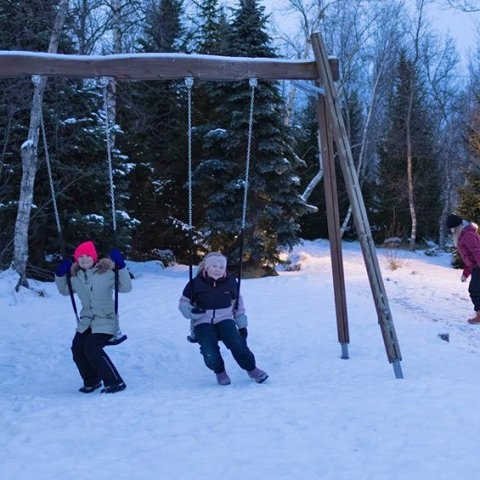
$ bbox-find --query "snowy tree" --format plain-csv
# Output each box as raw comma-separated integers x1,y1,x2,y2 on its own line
195,0,311,274
118,0,188,258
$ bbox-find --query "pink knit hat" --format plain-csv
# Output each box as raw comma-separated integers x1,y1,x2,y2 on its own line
74,241,98,263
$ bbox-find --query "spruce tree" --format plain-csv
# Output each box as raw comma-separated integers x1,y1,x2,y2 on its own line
0,1,134,273
192,0,229,124
457,169,480,223
0,0,62,268
119,0,188,259
195,0,229,56
457,106,480,223
446,109,480,268
20,75,136,274
195,0,310,274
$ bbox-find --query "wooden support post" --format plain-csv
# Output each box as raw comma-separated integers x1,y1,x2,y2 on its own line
316,94,350,359
311,32,403,379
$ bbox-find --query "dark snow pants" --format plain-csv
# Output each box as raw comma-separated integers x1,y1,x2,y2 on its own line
71,329,124,387
194,319,256,374
469,267,480,311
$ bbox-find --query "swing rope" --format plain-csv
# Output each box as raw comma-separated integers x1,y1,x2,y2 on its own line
184,77,257,311
102,77,126,345
102,78,117,236
41,106,80,323
240,77,257,231
185,77,194,291
235,78,257,309
42,109,62,244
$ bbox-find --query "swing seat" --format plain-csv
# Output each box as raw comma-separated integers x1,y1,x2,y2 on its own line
107,332,128,346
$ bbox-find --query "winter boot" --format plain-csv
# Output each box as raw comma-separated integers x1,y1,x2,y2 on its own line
187,333,198,343
79,382,102,393
215,371,231,385
247,367,269,383
468,311,480,324
101,382,127,394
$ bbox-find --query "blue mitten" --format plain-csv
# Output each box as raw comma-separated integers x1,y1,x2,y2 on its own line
234,313,248,329
55,259,72,277
110,248,126,269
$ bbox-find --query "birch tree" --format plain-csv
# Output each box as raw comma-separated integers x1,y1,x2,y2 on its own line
423,32,463,248
12,0,69,288
404,0,424,249
339,1,406,234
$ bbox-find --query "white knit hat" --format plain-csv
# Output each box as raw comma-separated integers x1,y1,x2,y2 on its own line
203,252,227,269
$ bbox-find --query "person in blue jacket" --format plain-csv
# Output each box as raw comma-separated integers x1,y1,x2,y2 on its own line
178,252,268,385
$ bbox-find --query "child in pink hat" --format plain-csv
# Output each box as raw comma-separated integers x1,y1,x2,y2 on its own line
54,240,132,394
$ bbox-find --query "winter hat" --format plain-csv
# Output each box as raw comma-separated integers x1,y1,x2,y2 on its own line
447,213,463,229
203,252,227,269
74,241,98,263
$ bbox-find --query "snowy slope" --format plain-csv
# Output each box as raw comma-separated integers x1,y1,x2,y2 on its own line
1,239,479,480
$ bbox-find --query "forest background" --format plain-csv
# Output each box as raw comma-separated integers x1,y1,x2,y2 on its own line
2,0,480,283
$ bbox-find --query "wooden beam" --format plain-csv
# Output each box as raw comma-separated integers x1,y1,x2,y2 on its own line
317,93,350,358
0,51,339,81
311,32,403,378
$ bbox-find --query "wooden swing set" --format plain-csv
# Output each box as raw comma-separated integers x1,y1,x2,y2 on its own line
0,32,403,378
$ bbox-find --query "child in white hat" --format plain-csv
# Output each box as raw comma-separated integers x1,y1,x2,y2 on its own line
178,252,268,385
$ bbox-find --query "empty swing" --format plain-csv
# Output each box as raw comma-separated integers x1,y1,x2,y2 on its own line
43,77,127,346
184,76,257,340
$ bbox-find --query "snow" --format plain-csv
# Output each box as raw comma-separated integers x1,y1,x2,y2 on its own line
84,213,104,223
20,139,33,150
1,239,480,480
0,50,320,64
115,210,129,219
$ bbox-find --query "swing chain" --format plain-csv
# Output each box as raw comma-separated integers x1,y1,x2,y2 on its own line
102,78,117,233
41,108,62,236
241,78,257,230
185,76,194,230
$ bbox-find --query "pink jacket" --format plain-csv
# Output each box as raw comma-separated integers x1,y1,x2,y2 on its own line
458,224,480,278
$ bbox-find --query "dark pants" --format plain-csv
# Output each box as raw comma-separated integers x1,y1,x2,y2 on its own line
469,267,480,311
71,329,124,387
195,319,256,374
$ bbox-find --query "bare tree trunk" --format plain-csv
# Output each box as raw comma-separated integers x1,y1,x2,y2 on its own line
301,131,324,202
77,0,88,54
439,156,454,248
12,0,69,288
406,94,417,250
405,0,427,250
284,87,297,127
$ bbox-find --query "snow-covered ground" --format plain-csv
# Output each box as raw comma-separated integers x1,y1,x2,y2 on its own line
1,239,479,480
